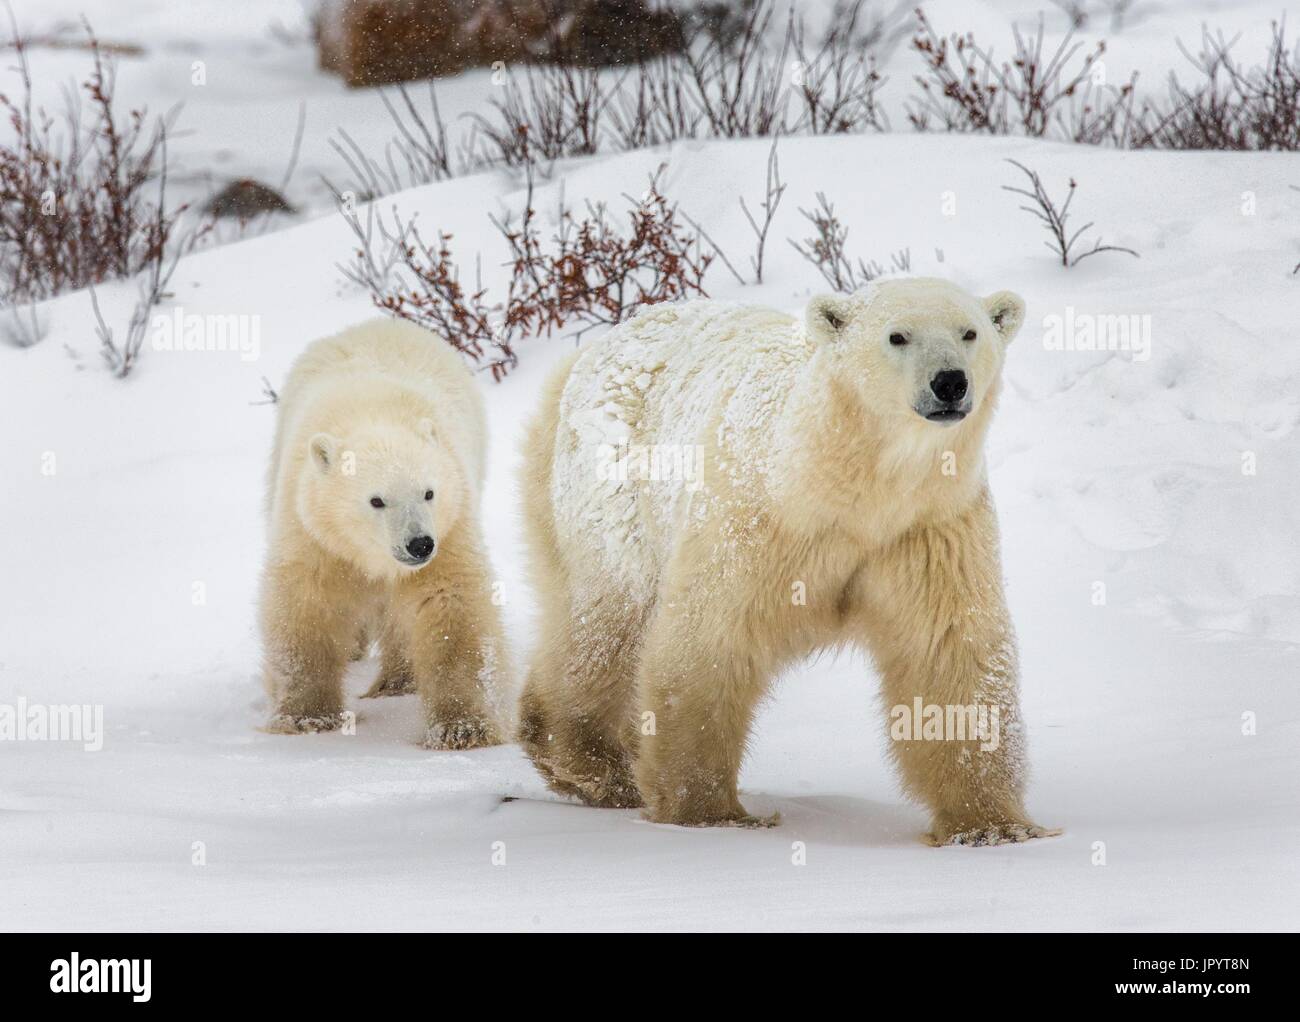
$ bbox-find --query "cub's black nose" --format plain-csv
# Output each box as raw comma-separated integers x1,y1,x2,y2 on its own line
930,369,968,404
406,535,434,559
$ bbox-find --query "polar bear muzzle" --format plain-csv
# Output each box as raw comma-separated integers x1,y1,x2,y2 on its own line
916,368,971,424
398,533,436,565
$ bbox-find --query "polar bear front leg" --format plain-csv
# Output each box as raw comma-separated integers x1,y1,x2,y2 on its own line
862,493,1058,846
361,615,416,698
633,601,775,828
260,556,365,733
396,528,506,751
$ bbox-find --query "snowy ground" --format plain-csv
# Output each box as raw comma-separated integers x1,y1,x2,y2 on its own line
1,2,1299,931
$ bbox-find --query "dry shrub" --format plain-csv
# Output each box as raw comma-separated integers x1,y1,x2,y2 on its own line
683,136,786,286
468,64,612,167
339,201,510,373
907,9,1300,152
908,10,1106,136
788,192,911,293
495,163,712,342
1137,21,1300,151
788,192,889,293
1001,159,1139,267
328,82,458,202
0,24,194,305
676,0,896,139
792,2,894,134
342,160,711,379
1056,73,1140,146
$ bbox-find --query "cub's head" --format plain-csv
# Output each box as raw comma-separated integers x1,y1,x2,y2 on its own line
806,278,1025,431
295,419,464,579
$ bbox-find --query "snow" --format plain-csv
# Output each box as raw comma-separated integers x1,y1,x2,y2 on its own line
1,1,1298,931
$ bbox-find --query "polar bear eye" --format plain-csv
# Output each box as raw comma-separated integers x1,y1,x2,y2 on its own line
424,490,434,501
369,497,385,509
889,332,907,346
962,329,977,341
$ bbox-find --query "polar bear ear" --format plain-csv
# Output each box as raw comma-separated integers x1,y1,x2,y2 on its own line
806,294,854,344
308,433,339,474
983,291,1026,343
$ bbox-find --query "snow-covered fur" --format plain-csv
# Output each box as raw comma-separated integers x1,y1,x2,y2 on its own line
519,279,1058,844
260,318,508,748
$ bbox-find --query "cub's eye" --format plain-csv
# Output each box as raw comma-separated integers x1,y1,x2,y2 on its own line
889,332,907,346
424,490,434,501
369,497,385,509
962,329,977,341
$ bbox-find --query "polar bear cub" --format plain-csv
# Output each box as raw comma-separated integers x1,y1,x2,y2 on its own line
260,318,507,748
519,279,1058,844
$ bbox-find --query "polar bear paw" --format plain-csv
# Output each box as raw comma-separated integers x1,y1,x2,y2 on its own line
361,669,415,698
644,803,782,829
715,811,782,830
265,712,347,735
422,717,502,751
928,822,1062,847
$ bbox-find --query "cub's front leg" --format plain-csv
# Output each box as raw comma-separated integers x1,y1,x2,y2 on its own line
861,492,1059,846
260,553,370,733
394,525,507,750
361,613,416,698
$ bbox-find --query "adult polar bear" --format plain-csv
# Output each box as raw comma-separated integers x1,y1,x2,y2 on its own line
519,278,1058,845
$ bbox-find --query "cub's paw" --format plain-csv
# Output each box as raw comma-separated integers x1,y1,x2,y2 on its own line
361,670,415,698
644,803,781,829
265,712,347,735
718,811,782,830
422,717,502,751
927,822,1062,847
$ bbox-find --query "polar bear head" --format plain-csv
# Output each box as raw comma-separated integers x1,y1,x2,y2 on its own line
805,278,1025,430
296,420,465,579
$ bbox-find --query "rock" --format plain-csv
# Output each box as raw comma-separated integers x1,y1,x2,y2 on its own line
205,179,296,219
318,0,473,87
547,0,686,66
317,0,686,88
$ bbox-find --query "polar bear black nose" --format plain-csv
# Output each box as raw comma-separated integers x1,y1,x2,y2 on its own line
406,535,434,559
930,369,968,403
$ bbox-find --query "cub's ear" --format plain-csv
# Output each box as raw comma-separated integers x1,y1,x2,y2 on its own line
806,294,854,344
983,290,1026,343
308,433,339,473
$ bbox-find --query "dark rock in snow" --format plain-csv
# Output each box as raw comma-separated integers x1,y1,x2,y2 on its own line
205,179,297,219
317,0,686,88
